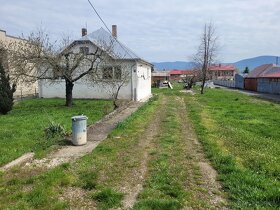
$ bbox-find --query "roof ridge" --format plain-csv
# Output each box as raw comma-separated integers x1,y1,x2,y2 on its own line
81,27,140,60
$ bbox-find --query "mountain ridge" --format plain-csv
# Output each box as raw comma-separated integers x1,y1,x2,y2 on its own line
152,55,280,72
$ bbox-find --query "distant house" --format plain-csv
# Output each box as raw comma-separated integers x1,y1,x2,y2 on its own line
39,26,152,101
169,70,194,81
208,64,237,80
0,29,38,98
151,71,170,87
244,64,280,94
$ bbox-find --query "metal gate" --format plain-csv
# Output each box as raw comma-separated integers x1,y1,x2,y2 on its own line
244,78,257,91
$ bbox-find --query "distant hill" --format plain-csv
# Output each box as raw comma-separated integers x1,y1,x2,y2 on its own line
234,56,279,71
152,61,195,70
153,55,280,72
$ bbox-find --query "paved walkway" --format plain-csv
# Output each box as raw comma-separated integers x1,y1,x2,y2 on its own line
24,102,144,168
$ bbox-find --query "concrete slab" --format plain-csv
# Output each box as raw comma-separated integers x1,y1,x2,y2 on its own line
0,152,34,171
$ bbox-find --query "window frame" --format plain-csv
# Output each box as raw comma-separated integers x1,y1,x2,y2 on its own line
102,65,122,80
79,46,89,55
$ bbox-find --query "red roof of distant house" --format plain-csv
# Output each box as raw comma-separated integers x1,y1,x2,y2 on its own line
258,66,280,78
247,64,274,78
261,72,280,78
209,64,236,71
246,64,280,78
170,70,194,75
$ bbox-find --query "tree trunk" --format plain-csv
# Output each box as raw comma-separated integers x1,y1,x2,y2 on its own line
113,85,122,110
65,79,74,107
201,66,207,94
201,76,206,94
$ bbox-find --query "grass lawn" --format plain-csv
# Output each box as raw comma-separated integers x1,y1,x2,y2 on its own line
185,88,280,208
134,96,193,209
1,94,219,209
1,86,280,209
0,98,113,166
0,96,160,209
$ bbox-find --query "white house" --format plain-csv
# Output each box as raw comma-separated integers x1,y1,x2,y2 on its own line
38,26,152,101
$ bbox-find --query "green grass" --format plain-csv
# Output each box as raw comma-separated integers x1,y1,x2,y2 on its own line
185,88,280,208
90,188,124,209
0,96,160,209
0,164,71,209
0,98,113,166
133,96,192,209
2,85,280,209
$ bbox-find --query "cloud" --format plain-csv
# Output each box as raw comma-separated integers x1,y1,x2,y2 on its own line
1,0,280,62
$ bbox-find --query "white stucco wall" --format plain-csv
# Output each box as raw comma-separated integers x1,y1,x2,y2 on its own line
1,29,38,97
133,62,152,101
38,41,152,101
39,77,132,100
39,61,152,101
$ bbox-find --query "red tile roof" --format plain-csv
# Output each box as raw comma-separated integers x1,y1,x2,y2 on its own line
170,70,194,75
259,66,280,78
261,72,280,78
247,64,275,78
209,64,236,71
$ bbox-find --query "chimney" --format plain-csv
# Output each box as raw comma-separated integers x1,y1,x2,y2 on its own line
112,25,117,38
82,28,87,37
219,63,221,67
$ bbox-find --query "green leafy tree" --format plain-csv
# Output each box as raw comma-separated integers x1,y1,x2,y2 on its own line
0,61,16,115
243,66,249,74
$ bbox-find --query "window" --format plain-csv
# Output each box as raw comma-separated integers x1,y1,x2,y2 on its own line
79,47,89,55
102,66,113,79
102,66,122,80
114,66,122,80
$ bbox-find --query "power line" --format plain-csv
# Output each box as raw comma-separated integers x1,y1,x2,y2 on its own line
86,0,139,59
87,0,111,34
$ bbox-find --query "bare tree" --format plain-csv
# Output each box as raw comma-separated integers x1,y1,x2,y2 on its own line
193,23,218,94
2,30,107,107
183,69,200,89
96,60,132,109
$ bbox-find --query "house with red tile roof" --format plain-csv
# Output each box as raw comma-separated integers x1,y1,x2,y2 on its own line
208,64,237,80
246,64,275,78
169,69,194,81
245,64,280,94
151,71,170,87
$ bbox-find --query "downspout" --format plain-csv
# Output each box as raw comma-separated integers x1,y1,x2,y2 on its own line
131,61,137,101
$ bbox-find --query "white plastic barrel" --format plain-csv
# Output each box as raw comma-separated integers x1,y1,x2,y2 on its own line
71,115,88,146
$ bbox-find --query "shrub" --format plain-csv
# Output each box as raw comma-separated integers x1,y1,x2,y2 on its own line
0,61,16,115
44,121,66,139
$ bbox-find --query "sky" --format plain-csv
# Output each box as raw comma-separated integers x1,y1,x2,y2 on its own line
0,0,280,63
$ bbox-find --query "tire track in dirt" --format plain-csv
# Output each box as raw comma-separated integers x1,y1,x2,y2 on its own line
176,96,228,209
121,96,167,209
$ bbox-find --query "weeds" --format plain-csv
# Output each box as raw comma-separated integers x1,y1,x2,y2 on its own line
44,121,66,139
90,188,124,209
78,171,97,190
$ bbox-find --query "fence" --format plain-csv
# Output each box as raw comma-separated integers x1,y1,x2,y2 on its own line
213,80,235,88
14,88,39,101
257,78,280,94
235,74,244,89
